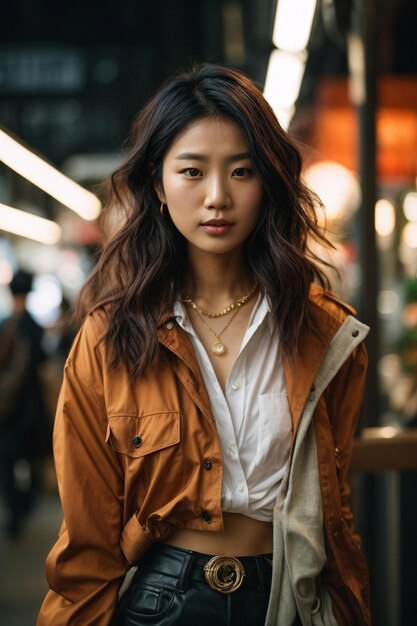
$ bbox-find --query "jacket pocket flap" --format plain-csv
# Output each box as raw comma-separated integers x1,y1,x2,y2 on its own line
106,412,180,458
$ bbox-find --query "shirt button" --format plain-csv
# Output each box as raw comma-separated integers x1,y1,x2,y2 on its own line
228,444,237,460
166,321,174,330
352,329,359,337
237,484,244,492
203,459,212,471
201,510,211,523
132,435,142,447
231,382,240,391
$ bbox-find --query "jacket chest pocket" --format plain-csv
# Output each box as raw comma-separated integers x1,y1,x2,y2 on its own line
106,412,181,458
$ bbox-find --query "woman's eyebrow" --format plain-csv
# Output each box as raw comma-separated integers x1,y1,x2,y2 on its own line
175,152,206,161
175,151,251,162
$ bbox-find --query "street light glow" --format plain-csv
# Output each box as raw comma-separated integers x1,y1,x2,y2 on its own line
0,203,61,244
0,130,101,221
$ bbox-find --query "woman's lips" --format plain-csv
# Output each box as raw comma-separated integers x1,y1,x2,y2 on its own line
200,220,233,235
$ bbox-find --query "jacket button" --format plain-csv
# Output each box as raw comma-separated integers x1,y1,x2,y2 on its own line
132,435,142,447
352,329,359,337
203,459,212,471
166,321,174,330
201,510,211,523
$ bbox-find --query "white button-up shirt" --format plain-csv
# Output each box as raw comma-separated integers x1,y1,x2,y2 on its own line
173,294,292,522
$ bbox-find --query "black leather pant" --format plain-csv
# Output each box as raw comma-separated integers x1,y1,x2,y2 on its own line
113,543,274,626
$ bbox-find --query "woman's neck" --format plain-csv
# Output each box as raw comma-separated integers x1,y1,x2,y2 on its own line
184,249,254,309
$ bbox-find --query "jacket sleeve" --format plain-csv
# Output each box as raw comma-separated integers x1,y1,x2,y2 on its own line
37,315,128,626
324,340,368,541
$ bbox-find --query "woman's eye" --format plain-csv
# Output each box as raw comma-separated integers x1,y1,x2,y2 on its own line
233,167,251,177
183,168,201,177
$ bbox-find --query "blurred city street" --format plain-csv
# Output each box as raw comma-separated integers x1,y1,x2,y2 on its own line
0,488,62,626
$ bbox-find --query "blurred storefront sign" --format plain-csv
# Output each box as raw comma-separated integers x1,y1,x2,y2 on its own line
312,76,417,182
0,48,85,93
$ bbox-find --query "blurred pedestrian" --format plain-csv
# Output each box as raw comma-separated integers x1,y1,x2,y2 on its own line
54,296,77,367
0,269,50,538
41,296,77,424
38,64,370,626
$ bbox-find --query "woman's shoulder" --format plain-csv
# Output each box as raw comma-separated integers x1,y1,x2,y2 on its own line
309,283,357,324
69,305,109,359
85,305,110,335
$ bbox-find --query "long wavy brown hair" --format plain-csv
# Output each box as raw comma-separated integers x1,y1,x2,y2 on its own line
78,63,334,379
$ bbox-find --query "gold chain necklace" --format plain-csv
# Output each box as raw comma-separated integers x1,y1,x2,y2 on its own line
192,306,241,356
183,281,258,318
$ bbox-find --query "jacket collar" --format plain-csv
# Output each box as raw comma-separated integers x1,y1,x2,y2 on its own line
157,316,214,424
156,291,364,434
283,298,342,434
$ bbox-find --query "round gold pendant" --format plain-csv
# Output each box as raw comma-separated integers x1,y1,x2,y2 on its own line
212,340,226,356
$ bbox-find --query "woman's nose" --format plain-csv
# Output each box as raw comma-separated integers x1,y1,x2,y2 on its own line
203,175,231,210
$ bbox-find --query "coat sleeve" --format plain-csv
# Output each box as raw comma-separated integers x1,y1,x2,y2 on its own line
324,340,368,541
37,315,128,626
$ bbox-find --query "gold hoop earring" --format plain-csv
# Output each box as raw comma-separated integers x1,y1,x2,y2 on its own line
160,202,165,217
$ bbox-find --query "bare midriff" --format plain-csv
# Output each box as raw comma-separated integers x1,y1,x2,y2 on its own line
164,512,273,556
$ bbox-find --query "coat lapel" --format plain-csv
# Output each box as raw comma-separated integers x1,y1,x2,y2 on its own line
283,300,342,435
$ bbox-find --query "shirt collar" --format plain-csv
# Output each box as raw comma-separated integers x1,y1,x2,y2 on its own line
173,299,193,334
247,291,274,336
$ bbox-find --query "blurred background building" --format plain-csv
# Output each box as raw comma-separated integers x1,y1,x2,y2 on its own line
0,1,416,625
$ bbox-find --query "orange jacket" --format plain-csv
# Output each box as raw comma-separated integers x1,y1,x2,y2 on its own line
37,285,370,626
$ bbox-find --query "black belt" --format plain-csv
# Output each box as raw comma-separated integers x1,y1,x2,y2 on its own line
138,543,273,595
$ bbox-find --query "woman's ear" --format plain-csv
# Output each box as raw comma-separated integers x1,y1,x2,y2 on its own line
154,183,166,204
149,163,166,204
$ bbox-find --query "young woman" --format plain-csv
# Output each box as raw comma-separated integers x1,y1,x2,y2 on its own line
37,64,370,626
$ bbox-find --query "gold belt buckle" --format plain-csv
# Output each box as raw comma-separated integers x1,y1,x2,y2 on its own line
203,555,245,594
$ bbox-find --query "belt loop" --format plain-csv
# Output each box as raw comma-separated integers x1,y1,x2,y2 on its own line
176,551,194,592
255,556,268,596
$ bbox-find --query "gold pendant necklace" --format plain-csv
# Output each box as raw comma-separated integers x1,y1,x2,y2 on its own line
193,306,240,356
183,282,258,318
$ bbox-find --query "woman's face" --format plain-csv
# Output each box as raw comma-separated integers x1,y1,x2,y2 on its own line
156,116,264,259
